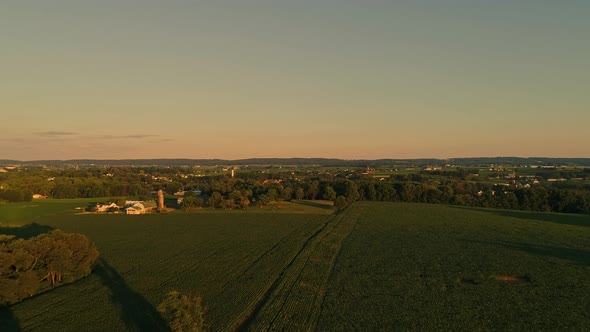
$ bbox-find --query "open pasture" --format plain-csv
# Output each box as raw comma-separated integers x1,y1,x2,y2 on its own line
0,198,92,226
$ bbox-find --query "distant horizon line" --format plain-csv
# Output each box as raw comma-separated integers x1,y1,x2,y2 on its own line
2,156,590,163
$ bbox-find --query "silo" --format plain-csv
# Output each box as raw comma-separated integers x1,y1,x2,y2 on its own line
157,189,165,210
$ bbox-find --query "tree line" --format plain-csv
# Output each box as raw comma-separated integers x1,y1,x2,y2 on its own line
2,166,589,214
0,230,99,306
178,178,590,214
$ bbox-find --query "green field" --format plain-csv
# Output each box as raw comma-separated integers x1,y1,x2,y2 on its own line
317,202,590,330
0,199,92,226
1,200,589,331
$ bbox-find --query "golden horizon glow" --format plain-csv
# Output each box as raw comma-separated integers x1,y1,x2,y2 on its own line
1,1,589,160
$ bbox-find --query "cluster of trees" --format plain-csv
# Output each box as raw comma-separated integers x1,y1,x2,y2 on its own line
182,177,590,214
51,179,148,199
0,167,151,200
353,180,590,214
0,189,32,203
0,230,99,306
180,179,359,211
158,291,205,332
181,190,251,210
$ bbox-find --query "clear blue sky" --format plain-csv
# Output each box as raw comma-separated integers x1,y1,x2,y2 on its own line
1,0,589,160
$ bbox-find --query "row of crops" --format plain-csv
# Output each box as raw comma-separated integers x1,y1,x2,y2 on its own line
4,212,328,331
317,202,590,330
3,200,590,330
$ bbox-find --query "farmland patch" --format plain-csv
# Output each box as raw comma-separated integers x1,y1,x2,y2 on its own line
317,202,590,331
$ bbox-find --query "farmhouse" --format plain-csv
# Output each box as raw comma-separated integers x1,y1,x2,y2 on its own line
96,202,119,212
122,200,155,214
125,203,145,215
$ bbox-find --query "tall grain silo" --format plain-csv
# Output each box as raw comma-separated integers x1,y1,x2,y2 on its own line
157,189,165,210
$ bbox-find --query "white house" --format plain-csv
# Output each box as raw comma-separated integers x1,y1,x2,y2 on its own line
96,202,119,212
125,206,142,215
125,202,145,215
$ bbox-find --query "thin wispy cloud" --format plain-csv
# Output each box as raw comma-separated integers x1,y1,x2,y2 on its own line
93,134,159,140
7,138,28,143
37,131,79,137
37,130,79,137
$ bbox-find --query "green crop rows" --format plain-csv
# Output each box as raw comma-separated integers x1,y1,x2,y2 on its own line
1,203,326,331
317,202,590,330
2,200,589,331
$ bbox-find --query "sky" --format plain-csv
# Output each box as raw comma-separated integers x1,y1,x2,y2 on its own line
1,0,589,160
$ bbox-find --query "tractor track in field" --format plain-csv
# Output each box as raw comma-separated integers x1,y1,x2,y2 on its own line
214,218,331,331
236,206,361,331
230,214,337,331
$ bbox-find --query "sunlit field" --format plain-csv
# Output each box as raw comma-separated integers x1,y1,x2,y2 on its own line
2,200,589,331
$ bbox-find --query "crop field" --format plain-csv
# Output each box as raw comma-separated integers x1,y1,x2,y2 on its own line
317,202,590,330
1,200,329,331
2,200,590,331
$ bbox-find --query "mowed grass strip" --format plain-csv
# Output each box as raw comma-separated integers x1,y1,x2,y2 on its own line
245,207,362,331
0,199,93,226
317,202,590,331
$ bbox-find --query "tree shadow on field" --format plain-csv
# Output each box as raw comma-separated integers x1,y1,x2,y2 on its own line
0,306,20,332
450,206,590,228
291,200,335,210
463,239,590,266
0,223,54,239
95,258,170,331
